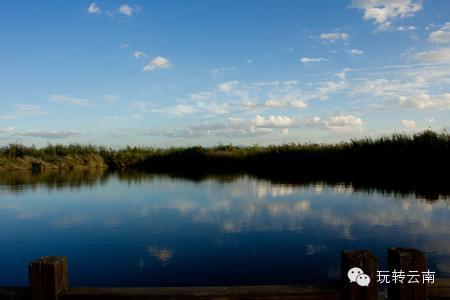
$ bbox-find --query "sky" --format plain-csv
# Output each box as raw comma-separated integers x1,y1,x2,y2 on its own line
0,0,450,147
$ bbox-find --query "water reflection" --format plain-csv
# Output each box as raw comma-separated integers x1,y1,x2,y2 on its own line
0,171,448,286
0,169,108,193
147,246,175,265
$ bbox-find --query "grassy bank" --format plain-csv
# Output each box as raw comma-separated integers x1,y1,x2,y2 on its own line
1,131,448,179
0,144,107,171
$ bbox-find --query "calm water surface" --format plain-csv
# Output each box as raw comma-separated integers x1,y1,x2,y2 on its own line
0,171,449,286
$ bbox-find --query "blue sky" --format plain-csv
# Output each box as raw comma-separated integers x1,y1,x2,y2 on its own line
1,0,449,147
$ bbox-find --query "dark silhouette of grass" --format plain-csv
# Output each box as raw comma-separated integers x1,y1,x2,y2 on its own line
1,130,448,182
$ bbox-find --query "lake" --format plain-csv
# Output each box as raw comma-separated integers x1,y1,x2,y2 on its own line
0,170,449,287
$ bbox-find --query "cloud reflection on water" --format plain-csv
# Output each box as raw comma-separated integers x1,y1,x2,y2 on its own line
0,172,449,283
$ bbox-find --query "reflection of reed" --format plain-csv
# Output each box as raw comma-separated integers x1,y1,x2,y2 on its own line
0,169,108,194
1,169,449,201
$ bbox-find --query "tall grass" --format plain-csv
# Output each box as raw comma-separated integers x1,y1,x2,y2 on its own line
1,130,448,179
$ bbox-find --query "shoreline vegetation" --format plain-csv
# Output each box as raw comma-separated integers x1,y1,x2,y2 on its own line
0,130,448,179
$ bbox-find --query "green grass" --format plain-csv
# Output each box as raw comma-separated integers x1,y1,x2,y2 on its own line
1,130,448,179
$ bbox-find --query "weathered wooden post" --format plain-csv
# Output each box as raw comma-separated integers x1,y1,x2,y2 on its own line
388,248,427,300
29,256,68,300
341,250,378,300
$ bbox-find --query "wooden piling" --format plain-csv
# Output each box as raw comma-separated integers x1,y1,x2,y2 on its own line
341,250,378,300
388,248,427,300
28,256,68,300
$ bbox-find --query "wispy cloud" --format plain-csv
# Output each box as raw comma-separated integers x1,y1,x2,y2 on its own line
264,98,307,109
320,32,349,42
349,48,364,55
140,116,285,139
118,4,135,16
396,25,416,31
416,48,450,63
87,3,139,18
138,112,363,139
49,95,91,106
87,2,100,15
143,56,173,72
310,115,364,132
300,57,328,64
0,127,15,133
397,93,450,110
15,130,82,139
429,23,450,44
401,119,416,128
131,101,196,116
251,115,297,128
133,51,147,58
351,0,422,31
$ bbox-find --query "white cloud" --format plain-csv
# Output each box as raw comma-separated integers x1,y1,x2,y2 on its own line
416,48,450,63
349,49,364,55
0,127,14,133
143,56,172,72
401,119,417,128
335,68,350,80
218,81,239,93
351,0,422,30
320,32,349,42
140,115,301,139
214,79,345,113
264,100,283,108
16,130,82,139
87,2,100,14
212,66,237,74
397,93,450,110
300,57,328,64
189,92,213,101
251,115,296,128
118,4,134,16
396,25,416,31
289,100,308,108
196,102,230,115
315,81,348,100
143,119,274,139
350,77,425,99
310,115,364,131
133,51,146,58
327,115,363,130
429,23,450,44
264,98,307,109
170,104,196,116
131,101,196,116
49,95,91,106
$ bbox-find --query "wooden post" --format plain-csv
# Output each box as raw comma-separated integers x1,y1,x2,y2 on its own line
388,248,427,300
29,256,68,300
341,250,378,300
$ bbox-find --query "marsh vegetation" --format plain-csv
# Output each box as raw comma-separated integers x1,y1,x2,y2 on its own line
1,130,448,181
